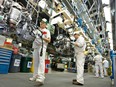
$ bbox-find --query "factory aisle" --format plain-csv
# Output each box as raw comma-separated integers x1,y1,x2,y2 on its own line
0,71,114,87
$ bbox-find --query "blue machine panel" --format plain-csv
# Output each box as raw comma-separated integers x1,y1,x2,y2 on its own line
0,48,12,74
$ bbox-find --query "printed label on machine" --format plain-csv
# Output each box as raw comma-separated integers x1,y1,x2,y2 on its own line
14,59,21,67
27,62,32,68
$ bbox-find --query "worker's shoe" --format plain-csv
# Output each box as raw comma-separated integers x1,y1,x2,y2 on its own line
36,81,44,86
95,76,99,78
73,81,84,86
72,79,77,84
101,76,104,79
36,79,44,86
29,76,37,81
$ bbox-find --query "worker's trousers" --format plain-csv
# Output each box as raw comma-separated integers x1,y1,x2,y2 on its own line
33,47,46,82
95,62,104,77
103,67,108,76
75,52,85,84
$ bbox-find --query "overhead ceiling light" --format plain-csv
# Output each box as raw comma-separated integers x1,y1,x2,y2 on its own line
102,0,110,4
38,0,47,9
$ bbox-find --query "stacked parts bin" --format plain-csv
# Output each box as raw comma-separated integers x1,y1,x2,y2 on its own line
9,54,21,73
0,48,12,74
20,56,32,72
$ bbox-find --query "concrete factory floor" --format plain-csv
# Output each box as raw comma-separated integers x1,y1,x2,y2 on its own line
0,71,114,87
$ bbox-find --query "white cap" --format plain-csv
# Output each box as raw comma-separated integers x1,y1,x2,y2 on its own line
73,31,80,35
41,18,48,24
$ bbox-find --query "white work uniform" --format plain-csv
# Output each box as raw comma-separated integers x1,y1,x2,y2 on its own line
32,28,51,82
94,55,104,78
103,59,109,76
74,35,86,84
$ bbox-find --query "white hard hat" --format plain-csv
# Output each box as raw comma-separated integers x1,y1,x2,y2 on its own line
73,31,80,35
41,18,48,24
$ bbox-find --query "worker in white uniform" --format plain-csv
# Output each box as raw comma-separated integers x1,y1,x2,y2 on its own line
29,18,51,86
103,58,109,76
93,53,104,78
72,31,86,86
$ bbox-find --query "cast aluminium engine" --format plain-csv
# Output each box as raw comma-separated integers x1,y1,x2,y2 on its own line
9,2,22,26
0,0,22,28
54,34,74,56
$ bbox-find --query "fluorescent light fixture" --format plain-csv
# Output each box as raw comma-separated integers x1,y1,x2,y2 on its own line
38,0,47,9
104,7,111,22
102,0,110,4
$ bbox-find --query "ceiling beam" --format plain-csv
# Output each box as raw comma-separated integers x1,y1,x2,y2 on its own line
88,1,96,13
61,0,76,16
90,12,98,17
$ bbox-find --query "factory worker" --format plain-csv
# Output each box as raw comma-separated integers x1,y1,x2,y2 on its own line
93,53,104,78
71,31,86,86
29,18,51,86
103,58,109,76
